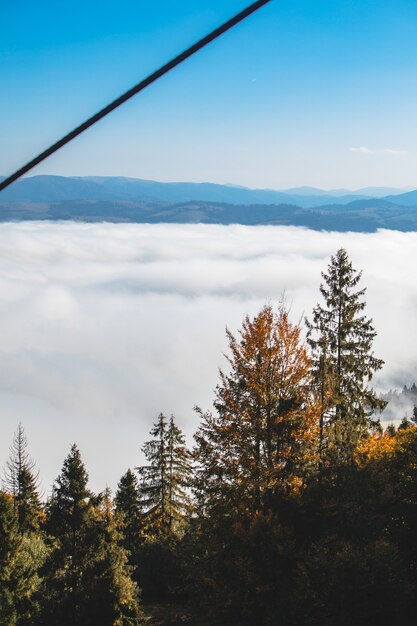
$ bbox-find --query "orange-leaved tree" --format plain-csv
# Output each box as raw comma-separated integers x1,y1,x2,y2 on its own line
194,304,319,515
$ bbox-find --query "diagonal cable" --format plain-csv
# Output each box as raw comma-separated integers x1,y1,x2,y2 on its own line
0,0,272,193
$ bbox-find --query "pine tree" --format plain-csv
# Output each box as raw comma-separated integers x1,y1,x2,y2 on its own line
0,492,47,625
115,468,143,559
44,444,92,625
306,249,386,465
193,409,224,516
194,304,317,514
82,489,144,626
2,423,42,532
137,414,192,536
47,443,90,541
137,413,168,536
0,492,20,624
43,445,143,626
166,415,193,532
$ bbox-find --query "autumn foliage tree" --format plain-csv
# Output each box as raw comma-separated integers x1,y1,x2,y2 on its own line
190,304,319,625
194,304,318,515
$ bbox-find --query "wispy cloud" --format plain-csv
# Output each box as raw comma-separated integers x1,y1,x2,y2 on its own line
381,148,408,156
350,146,374,154
349,146,408,156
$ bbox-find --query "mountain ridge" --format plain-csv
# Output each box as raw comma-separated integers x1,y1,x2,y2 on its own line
1,176,417,231
1,196,417,232
0,175,414,209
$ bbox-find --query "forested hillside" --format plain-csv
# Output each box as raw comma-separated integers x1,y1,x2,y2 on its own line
1,176,417,231
1,249,417,625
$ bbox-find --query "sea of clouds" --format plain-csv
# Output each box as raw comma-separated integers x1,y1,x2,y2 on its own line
0,222,416,493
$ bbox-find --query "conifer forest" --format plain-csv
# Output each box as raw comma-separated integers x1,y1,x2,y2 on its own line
2,248,417,626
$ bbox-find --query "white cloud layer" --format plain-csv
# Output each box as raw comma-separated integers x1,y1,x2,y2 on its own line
0,222,416,493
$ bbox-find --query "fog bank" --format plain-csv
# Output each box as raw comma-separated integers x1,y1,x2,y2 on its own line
0,222,415,492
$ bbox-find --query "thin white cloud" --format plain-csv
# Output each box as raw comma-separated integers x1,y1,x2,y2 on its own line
349,146,408,156
0,222,415,493
381,148,408,156
350,146,374,154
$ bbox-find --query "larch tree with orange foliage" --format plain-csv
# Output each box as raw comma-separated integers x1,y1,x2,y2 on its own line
194,304,318,514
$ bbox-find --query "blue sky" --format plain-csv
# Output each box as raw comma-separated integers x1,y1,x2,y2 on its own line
2,0,417,189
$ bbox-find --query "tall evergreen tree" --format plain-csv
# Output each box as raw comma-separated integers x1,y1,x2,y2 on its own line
306,248,386,465
137,414,192,536
82,489,144,626
47,443,90,541
3,423,42,532
44,444,92,625
0,492,20,625
43,445,143,626
0,492,47,625
115,468,143,559
137,413,168,536
166,415,193,532
194,304,317,514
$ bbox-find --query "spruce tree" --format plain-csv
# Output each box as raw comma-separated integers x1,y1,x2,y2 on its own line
43,445,143,626
306,248,386,465
0,492,20,625
137,413,168,535
193,408,225,516
3,423,42,532
166,415,193,532
0,492,47,625
47,443,90,541
137,414,192,536
115,468,143,559
44,444,92,625
82,489,144,626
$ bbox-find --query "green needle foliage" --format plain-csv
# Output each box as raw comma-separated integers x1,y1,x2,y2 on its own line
42,445,143,626
137,414,192,537
306,248,386,465
3,424,42,533
0,493,47,626
115,468,143,559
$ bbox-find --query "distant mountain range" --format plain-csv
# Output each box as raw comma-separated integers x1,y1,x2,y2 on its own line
1,175,417,231
0,175,413,207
